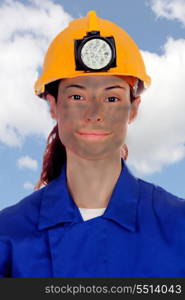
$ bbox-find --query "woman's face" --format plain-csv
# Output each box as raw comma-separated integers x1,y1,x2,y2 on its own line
47,75,140,160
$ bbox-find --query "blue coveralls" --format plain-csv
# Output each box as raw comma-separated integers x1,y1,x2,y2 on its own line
0,159,185,277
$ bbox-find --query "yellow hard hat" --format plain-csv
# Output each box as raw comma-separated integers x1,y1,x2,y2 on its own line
34,10,151,98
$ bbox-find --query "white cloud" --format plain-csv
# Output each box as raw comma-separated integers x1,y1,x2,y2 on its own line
126,37,185,175
148,0,185,26
23,181,34,190
0,0,72,147
17,155,38,170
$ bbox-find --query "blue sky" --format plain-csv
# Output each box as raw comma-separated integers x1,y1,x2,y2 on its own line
0,0,185,210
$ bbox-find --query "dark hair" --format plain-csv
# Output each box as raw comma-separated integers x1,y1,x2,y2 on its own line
34,78,137,189
43,79,61,101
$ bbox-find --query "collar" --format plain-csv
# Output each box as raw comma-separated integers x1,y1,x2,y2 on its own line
38,159,139,232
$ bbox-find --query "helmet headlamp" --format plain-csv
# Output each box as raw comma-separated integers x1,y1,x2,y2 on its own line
75,31,116,72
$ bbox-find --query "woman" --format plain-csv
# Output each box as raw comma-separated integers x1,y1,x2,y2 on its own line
0,11,185,278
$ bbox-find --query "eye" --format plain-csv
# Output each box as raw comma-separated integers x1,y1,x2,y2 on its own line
105,96,119,103
69,95,84,101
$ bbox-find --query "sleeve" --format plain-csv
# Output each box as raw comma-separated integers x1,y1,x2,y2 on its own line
0,239,11,277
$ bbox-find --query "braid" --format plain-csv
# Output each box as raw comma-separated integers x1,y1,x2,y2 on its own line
34,124,66,190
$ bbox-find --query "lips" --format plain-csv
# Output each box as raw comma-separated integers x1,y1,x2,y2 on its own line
77,131,111,136
76,131,112,141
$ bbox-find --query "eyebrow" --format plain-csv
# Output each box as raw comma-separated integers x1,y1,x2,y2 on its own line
64,84,126,91
65,84,86,90
105,85,126,90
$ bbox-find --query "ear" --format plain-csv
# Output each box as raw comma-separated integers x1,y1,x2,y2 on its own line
46,94,57,120
128,96,141,124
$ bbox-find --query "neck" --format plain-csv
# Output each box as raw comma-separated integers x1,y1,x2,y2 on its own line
66,150,122,209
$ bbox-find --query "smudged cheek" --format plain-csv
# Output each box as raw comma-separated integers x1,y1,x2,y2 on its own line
106,106,130,145
108,105,131,123
106,105,130,134
57,107,83,146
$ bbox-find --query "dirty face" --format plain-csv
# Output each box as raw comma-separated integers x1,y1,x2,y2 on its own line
47,75,140,160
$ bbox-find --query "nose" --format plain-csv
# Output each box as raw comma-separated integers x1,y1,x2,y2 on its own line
86,116,102,123
84,101,104,123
